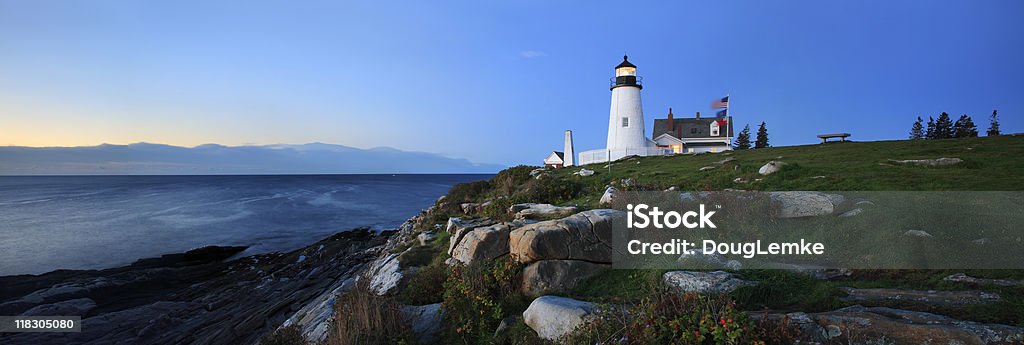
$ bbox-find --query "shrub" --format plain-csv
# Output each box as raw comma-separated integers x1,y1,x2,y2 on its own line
259,325,306,345
517,176,582,204
328,282,416,345
442,257,526,344
564,292,756,345
491,165,536,198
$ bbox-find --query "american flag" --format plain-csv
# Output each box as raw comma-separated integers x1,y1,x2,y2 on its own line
710,96,729,109
716,109,727,118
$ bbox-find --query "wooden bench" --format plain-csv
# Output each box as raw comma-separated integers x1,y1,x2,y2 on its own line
817,133,851,144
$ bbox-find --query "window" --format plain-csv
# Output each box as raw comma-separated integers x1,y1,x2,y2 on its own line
621,117,629,127
691,128,697,134
710,123,720,136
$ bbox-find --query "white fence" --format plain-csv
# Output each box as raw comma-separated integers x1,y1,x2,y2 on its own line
577,147,673,165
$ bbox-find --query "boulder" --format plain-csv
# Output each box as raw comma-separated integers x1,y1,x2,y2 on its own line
769,191,836,218
509,210,621,264
663,271,755,293
889,157,963,166
944,273,1024,287
839,287,1001,306
757,306,1024,344
838,208,863,217
676,249,742,270
758,161,786,175
529,168,548,178
698,166,716,172
732,177,749,184
446,217,497,255
450,223,512,265
511,203,578,220
366,253,403,295
417,232,435,246
599,186,618,205
522,296,596,341
574,168,595,177
402,303,443,344
521,260,610,297
715,157,736,165
21,298,97,316
904,229,934,238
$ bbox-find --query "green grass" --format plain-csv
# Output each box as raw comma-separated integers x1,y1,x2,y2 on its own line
548,135,1024,208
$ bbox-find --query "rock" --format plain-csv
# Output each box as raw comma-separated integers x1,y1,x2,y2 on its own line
756,306,1024,345
663,271,755,293
904,229,934,238
402,303,443,344
529,168,548,178
732,177,749,184
620,178,636,188
665,186,679,191
760,262,851,280
511,203,578,220
509,210,621,264
460,202,481,214
855,200,875,206
810,175,826,179
367,253,403,295
417,232,435,246
840,287,1001,306
769,191,835,218
758,161,786,175
889,157,963,166
521,260,610,297
21,298,97,316
838,208,863,217
574,168,595,177
493,316,519,339
522,296,596,341
943,273,1024,287
824,193,846,207
446,217,498,255
715,157,736,165
676,249,742,270
450,223,512,265
972,238,991,245
599,186,618,205
698,166,716,172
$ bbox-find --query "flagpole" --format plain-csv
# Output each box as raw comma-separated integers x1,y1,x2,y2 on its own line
726,93,731,138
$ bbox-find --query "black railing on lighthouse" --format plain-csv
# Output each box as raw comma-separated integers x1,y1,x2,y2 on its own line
610,76,643,89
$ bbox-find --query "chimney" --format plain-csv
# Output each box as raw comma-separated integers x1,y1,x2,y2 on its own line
695,111,701,119
563,130,575,167
667,108,674,131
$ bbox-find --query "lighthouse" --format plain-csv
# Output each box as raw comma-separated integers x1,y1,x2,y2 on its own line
606,55,650,159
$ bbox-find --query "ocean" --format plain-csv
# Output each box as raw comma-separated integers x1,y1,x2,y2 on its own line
0,174,490,276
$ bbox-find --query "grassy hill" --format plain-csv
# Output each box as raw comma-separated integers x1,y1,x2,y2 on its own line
556,134,1024,204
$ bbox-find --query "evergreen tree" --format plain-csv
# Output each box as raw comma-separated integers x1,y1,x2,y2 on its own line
954,114,978,138
733,125,752,150
926,117,936,140
987,110,1001,136
909,116,924,140
934,112,954,139
755,122,769,148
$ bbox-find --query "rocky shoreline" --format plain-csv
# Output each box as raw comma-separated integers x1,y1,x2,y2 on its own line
0,227,392,345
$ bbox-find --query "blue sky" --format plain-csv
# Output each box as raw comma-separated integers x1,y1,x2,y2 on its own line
1,1,1021,166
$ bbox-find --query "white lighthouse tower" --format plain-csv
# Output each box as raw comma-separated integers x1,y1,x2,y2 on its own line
606,55,649,160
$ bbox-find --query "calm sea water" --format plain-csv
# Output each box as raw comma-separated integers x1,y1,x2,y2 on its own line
0,174,490,276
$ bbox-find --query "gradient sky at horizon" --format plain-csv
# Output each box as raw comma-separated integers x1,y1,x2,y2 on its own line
2,1,1022,166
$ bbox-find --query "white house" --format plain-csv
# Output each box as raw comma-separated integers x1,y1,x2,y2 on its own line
652,108,733,153
543,151,565,168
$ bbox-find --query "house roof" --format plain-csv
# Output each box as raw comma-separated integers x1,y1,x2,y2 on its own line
652,116,734,140
544,151,565,164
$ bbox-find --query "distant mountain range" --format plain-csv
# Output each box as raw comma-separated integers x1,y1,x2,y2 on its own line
0,143,505,175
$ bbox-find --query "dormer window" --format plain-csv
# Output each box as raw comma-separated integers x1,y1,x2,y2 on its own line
710,122,720,136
